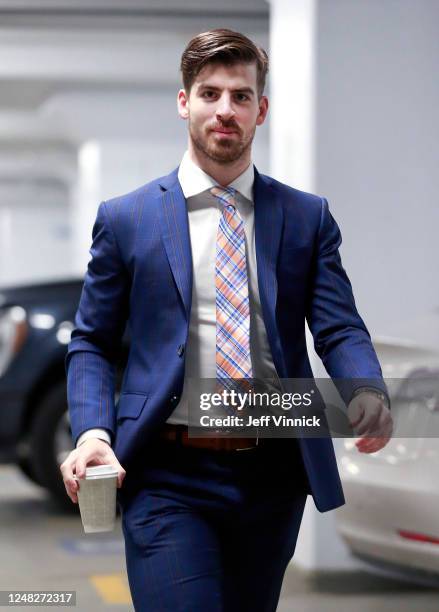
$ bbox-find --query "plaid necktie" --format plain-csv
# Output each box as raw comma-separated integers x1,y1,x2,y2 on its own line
211,186,253,387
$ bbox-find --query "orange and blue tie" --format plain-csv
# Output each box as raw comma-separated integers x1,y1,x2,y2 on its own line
211,186,253,389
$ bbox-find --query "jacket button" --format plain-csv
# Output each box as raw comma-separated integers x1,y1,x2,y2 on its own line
177,344,185,357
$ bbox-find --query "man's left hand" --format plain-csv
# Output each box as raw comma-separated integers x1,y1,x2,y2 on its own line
347,392,393,454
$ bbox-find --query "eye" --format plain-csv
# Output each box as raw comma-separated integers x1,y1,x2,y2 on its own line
235,93,249,102
202,90,216,99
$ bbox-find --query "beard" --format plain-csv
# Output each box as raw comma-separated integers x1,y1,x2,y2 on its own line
189,119,255,165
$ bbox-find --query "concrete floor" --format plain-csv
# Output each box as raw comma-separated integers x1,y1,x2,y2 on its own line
0,465,438,612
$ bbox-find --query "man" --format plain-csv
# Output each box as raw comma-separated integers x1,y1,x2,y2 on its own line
61,29,393,612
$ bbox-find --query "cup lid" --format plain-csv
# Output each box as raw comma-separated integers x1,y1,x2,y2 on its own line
85,465,118,479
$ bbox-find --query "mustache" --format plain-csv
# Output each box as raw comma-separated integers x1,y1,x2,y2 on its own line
209,121,241,132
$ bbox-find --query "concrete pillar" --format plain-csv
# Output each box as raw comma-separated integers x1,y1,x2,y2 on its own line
269,0,317,191
71,141,102,275
268,0,359,571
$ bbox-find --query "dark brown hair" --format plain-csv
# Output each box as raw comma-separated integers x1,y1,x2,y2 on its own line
180,28,269,98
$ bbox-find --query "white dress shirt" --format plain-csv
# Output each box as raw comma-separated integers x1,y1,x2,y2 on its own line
77,151,279,446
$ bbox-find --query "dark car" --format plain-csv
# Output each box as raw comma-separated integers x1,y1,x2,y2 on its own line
0,279,127,506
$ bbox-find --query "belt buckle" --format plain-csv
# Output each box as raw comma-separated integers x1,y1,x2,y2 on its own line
235,433,259,451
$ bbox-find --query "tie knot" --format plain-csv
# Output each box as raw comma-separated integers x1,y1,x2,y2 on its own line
210,186,236,209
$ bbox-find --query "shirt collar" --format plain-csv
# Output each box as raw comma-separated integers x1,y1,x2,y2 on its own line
177,150,254,203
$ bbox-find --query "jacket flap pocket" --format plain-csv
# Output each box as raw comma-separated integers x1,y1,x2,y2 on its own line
117,392,148,420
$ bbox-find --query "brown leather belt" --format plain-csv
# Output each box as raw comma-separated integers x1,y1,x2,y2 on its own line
160,423,260,451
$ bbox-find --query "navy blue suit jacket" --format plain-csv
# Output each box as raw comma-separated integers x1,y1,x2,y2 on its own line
66,166,386,512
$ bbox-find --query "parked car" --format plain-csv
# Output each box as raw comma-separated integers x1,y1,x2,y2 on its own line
336,337,439,581
0,279,128,506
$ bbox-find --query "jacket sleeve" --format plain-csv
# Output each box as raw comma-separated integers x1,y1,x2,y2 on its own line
306,198,388,405
65,201,130,445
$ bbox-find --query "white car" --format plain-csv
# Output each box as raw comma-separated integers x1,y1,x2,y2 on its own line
335,335,439,580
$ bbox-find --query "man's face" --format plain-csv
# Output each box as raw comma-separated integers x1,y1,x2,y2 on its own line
178,62,268,164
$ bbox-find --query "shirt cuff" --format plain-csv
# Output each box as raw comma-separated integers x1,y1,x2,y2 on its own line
76,428,112,448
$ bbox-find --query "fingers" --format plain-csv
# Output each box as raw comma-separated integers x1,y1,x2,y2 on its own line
353,401,382,436
102,448,126,488
76,455,87,481
60,449,79,504
366,406,393,440
356,410,394,453
59,439,126,503
348,397,380,435
347,400,364,429
349,393,393,436
116,466,126,488
349,391,394,455
115,459,126,488
356,434,390,453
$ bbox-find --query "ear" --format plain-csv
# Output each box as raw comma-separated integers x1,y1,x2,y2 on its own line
256,95,269,126
177,89,190,120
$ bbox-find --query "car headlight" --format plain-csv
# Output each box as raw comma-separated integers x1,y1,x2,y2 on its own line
0,306,28,377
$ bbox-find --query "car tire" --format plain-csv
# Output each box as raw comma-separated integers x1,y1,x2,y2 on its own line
29,382,75,510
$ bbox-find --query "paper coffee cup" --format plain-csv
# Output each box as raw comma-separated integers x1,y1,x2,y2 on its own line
76,465,118,533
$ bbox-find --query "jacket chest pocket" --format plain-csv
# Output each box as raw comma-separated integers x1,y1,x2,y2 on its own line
117,392,148,421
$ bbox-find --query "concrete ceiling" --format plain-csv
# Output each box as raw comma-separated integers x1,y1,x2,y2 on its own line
0,1,269,147
0,0,267,12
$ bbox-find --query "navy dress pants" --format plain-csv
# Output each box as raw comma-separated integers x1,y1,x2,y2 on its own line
118,437,310,612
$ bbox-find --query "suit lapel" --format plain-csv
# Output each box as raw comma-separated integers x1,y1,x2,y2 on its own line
253,168,287,376
156,164,286,372
157,168,193,320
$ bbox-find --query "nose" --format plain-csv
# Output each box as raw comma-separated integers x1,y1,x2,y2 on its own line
216,93,235,122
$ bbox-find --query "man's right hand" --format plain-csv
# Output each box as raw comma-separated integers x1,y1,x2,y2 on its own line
60,439,126,504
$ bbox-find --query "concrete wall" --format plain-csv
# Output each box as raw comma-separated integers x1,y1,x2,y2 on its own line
316,0,439,339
